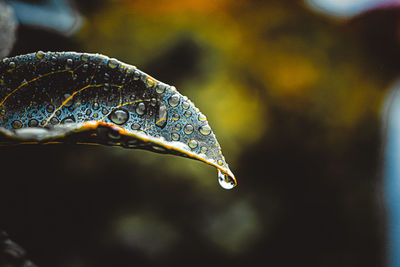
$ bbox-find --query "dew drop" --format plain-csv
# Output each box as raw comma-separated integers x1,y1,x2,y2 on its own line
36,51,45,60
109,108,129,125
8,61,15,69
104,83,110,91
28,119,38,127
171,132,180,141
175,123,182,131
184,124,194,135
108,58,119,69
155,104,168,128
61,116,75,124
63,94,73,107
200,146,208,154
198,113,207,121
168,94,180,107
172,113,180,121
93,102,99,110
184,110,192,117
131,123,140,130
133,70,140,80
50,117,59,125
66,58,73,68
146,77,156,88
11,120,22,129
82,63,89,72
188,139,198,149
218,170,235,190
182,101,190,109
199,124,211,135
156,84,165,94
46,104,54,113
81,53,89,62
50,56,57,65
136,102,146,116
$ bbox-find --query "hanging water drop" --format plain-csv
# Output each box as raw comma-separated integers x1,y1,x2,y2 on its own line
218,170,235,190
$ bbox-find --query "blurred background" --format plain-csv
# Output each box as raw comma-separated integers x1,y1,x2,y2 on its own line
1,0,399,266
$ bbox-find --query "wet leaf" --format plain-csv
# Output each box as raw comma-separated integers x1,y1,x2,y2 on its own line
0,52,236,188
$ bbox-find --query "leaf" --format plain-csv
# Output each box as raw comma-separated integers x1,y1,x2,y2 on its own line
0,51,236,189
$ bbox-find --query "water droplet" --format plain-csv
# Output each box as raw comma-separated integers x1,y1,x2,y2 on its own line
175,123,182,131
155,104,168,128
63,94,73,107
217,159,223,166
86,109,92,116
109,108,129,125
81,53,89,62
168,94,180,107
184,110,192,117
199,124,211,135
66,58,73,68
50,56,57,65
131,123,140,130
146,77,156,88
200,146,208,154
136,102,146,115
36,51,44,59
61,116,75,124
9,61,15,69
93,102,99,110
182,101,190,109
50,117,59,125
102,107,108,115
218,170,235,190
28,119,38,127
184,124,194,134
11,120,22,129
82,63,89,72
198,113,207,121
188,139,198,149
133,70,140,80
171,132,180,141
108,58,119,69
156,84,165,94
172,113,180,121
46,104,54,113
